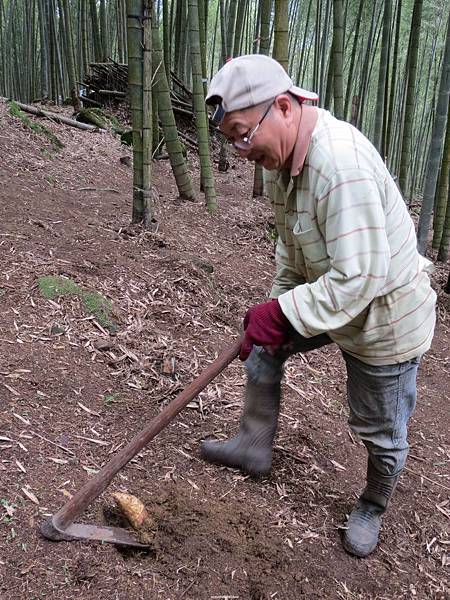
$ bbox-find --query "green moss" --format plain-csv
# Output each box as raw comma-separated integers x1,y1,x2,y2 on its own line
38,275,116,332
38,275,80,299
8,101,64,151
81,291,113,330
103,393,119,407
77,108,124,134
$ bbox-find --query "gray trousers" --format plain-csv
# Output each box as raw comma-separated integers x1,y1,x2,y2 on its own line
246,333,419,477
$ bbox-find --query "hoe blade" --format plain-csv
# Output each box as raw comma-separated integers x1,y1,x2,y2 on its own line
41,517,150,548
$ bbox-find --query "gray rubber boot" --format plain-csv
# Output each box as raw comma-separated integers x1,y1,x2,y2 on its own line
200,379,280,477
343,460,400,557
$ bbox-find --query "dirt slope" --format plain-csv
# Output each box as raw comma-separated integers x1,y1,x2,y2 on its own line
0,100,448,600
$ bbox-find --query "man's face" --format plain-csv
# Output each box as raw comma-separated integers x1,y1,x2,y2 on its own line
219,95,298,171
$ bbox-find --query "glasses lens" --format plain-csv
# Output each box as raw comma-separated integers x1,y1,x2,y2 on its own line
233,138,252,151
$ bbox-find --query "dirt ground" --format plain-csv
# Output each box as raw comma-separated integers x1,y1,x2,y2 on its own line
0,100,449,600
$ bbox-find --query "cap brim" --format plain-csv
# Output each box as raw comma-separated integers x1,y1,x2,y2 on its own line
205,93,222,106
289,85,319,102
210,104,225,126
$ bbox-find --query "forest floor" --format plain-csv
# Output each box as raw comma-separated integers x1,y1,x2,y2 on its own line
0,99,449,600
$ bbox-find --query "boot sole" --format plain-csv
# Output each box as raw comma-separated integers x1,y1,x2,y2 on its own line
342,533,377,558
200,445,271,478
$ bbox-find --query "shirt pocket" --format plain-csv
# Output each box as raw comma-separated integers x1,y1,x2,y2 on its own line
292,220,330,281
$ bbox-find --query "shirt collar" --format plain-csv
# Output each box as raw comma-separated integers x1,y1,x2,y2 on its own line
290,105,318,177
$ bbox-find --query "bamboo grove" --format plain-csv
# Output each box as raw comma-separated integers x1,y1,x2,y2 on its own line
0,1,450,261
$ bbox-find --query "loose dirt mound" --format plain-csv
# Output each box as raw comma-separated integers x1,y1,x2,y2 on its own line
116,483,296,598
0,100,449,599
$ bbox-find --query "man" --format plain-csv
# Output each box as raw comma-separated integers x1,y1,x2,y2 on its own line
200,55,437,558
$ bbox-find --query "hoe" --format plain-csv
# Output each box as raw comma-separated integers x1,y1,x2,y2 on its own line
41,337,241,548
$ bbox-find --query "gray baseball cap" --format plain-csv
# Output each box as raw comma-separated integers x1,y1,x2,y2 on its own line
206,55,318,115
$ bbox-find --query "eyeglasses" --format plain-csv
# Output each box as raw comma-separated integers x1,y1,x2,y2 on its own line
227,101,274,151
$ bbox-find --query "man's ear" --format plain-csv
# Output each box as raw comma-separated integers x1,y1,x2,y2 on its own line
275,94,295,121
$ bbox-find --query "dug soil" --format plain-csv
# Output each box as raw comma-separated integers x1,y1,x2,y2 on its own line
0,100,449,600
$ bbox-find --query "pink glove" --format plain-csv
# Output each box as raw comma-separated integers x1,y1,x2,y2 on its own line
240,299,292,361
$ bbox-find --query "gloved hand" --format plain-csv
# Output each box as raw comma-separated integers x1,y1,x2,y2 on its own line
240,299,292,361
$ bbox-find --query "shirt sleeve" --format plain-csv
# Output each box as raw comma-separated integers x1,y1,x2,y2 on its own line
278,170,391,336
270,235,306,298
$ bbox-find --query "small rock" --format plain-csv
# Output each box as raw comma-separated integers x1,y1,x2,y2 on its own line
194,259,214,274
50,323,65,335
94,337,114,351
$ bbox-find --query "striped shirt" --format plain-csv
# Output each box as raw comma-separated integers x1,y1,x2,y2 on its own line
266,108,436,365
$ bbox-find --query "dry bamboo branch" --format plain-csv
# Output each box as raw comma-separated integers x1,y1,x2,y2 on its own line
5,99,105,131
98,89,126,97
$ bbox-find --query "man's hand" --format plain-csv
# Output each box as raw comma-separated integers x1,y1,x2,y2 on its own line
240,299,293,361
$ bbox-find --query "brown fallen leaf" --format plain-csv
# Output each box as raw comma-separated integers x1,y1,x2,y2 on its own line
330,459,346,471
16,460,26,473
74,435,109,446
13,413,30,425
77,402,101,417
48,457,69,465
21,487,39,505
4,384,20,396
186,478,200,491
20,564,34,576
